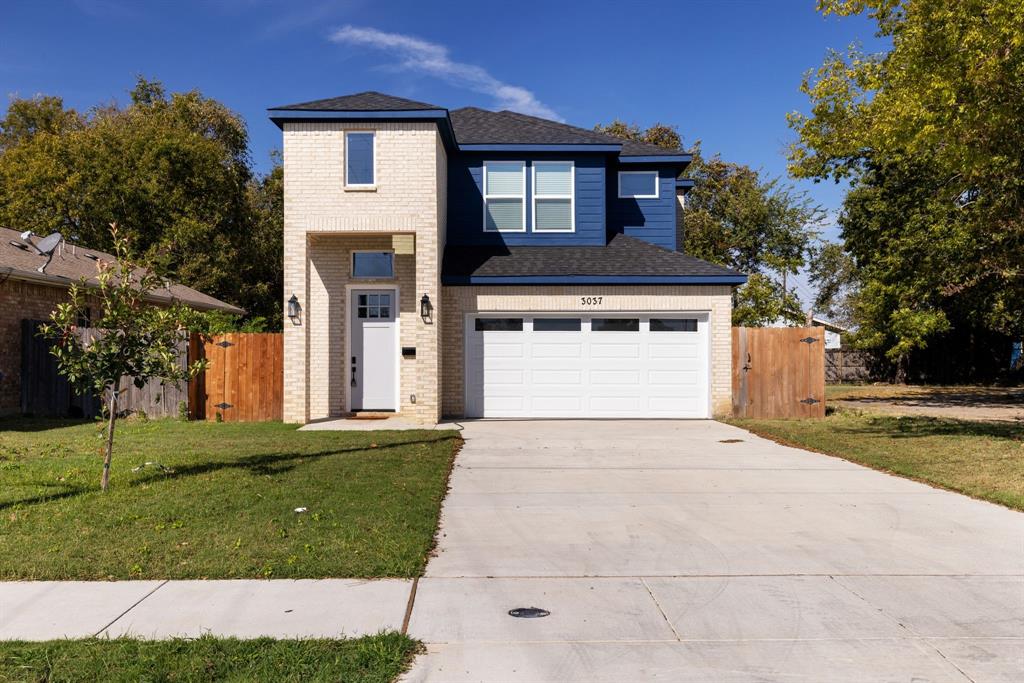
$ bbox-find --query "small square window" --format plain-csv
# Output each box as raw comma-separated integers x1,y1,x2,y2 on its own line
352,252,394,279
618,171,659,199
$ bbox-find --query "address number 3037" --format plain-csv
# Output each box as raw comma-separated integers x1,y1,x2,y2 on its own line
580,296,603,306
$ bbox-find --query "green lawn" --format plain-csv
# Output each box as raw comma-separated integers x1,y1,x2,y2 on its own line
0,419,460,580
731,410,1024,510
0,633,418,683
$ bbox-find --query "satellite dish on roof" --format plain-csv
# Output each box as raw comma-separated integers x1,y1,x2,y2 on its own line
34,232,62,256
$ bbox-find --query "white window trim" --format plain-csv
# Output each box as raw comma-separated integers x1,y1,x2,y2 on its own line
345,131,376,189
350,250,395,280
482,160,526,233
532,161,575,233
618,170,659,199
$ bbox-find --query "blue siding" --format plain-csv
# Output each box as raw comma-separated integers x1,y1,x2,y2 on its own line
446,153,606,246
608,166,678,251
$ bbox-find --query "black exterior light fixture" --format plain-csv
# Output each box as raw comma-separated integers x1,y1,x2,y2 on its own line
287,294,302,324
420,293,433,323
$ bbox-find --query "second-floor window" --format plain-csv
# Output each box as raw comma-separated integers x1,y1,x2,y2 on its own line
533,161,574,232
618,171,659,199
483,161,526,232
346,132,375,187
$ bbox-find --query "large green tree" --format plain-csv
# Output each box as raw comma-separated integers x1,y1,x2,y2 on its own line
0,78,283,327
788,0,1024,377
595,120,822,325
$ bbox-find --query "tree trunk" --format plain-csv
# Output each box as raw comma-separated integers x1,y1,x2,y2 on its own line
101,383,119,492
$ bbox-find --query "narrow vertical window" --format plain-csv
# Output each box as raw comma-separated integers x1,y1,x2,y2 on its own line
483,161,525,232
346,132,375,186
533,162,574,232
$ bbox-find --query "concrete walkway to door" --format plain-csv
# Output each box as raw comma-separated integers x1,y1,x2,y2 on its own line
403,420,1024,682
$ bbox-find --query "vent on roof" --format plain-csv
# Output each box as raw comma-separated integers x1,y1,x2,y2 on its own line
84,253,99,261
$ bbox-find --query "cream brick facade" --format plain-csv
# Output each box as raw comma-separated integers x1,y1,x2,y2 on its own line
283,121,444,424
441,285,734,417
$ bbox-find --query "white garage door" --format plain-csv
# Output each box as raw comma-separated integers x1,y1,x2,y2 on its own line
465,314,710,418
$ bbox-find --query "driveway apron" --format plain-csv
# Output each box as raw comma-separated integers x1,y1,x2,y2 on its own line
403,419,1024,682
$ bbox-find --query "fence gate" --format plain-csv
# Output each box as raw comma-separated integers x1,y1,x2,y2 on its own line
732,327,826,418
189,333,283,422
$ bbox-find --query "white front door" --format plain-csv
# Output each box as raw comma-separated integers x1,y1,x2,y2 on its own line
350,290,397,411
465,314,710,418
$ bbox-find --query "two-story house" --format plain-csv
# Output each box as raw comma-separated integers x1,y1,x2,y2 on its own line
270,92,746,424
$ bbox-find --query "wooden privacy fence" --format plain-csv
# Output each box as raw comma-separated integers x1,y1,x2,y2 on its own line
189,332,283,422
20,319,188,418
732,326,826,419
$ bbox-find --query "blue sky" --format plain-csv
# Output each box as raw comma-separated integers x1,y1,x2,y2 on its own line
2,0,883,298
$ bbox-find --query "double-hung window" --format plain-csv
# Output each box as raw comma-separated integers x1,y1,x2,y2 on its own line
346,132,375,187
483,161,526,232
533,161,574,232
618,171,659,199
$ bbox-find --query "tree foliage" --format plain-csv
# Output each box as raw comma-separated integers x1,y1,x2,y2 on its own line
596,121,822,325
789,0,1024,373
41,224,207,491
0,77,283,327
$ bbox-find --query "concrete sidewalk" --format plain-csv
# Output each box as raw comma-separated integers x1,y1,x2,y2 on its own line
402,419,1024,682
0,579,411,640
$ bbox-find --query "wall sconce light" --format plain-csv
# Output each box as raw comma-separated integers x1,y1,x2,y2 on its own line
420,293,433,323
287,294,302,324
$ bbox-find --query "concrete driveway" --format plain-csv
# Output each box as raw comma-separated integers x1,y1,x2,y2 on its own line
404,420,1024,682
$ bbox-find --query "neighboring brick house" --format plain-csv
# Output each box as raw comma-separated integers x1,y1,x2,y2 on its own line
0,227,243,416
270,92,746,424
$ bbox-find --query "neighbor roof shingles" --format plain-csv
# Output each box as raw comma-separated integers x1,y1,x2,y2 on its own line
0,227,244,314
442,234,745,281
270,91,444,112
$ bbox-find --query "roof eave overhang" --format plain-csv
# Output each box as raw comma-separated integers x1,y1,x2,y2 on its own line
442,274,748,286
1,267,245,315
619,154,693,166
676,178,696,194
458,144,622,153
268,108,458,151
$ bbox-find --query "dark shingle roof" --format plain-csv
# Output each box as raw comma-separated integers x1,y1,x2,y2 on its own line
271,91,444,112
442,234,745,282
0,227,244,314
448,107,685,157
450,108,620,146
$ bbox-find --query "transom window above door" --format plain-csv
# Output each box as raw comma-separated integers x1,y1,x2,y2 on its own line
352,251,394,279
356,293,391,319
483,161,526,232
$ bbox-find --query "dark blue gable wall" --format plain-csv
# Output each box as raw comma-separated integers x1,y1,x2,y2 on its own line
446,153,606,246
608,166,678,251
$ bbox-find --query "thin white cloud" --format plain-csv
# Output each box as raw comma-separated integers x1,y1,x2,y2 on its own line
330,25,562,121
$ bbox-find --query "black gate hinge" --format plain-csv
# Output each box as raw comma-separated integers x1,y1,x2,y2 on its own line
215,402,233,410
799,397,821,405
799,336,818,344
216,340,234,348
